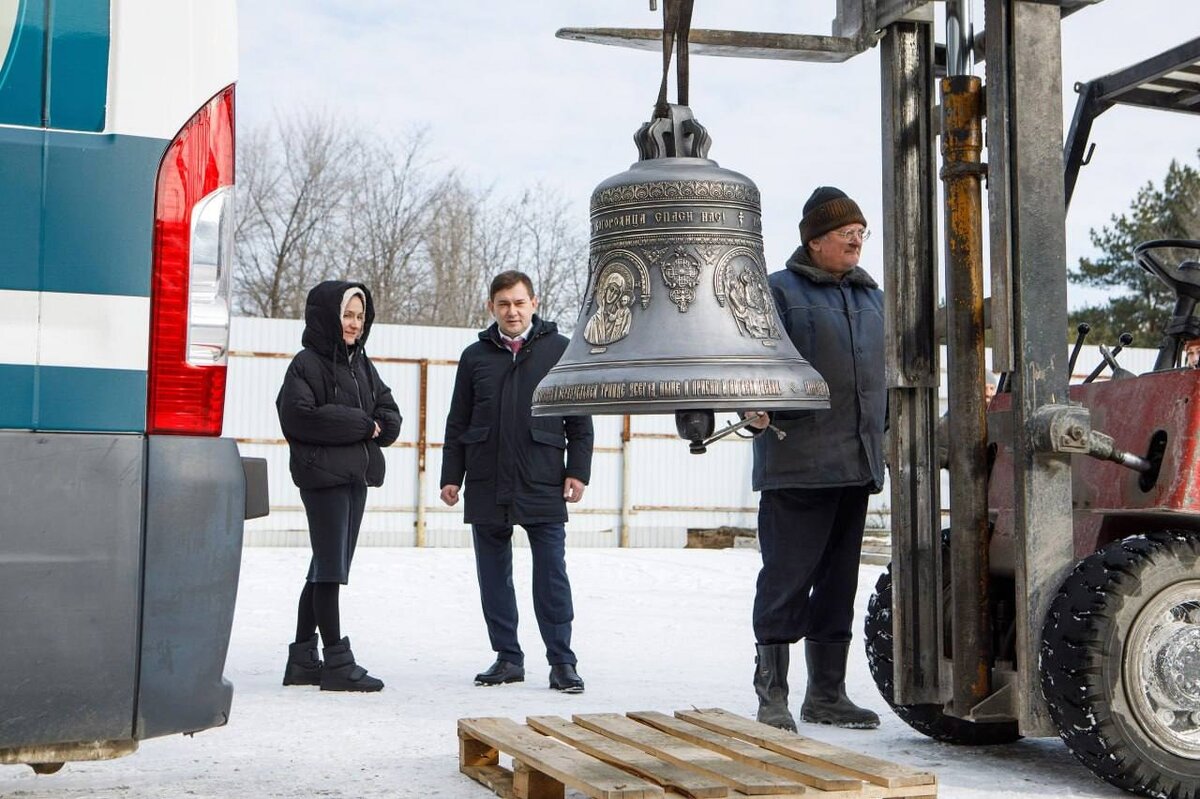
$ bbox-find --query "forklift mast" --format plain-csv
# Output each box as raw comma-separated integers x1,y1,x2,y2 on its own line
563,0,1086,736
558,0,1199,739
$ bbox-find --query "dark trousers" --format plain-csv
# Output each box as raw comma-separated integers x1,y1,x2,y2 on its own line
301,482,367,584
471,522,576,667
752,485,871,645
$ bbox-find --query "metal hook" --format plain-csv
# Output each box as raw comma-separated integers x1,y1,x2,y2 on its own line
1080,141,1096,167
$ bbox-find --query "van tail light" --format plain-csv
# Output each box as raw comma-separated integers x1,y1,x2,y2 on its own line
147,84,235,436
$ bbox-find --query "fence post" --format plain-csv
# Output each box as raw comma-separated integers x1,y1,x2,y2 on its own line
416,359,428,548
619,414,631,548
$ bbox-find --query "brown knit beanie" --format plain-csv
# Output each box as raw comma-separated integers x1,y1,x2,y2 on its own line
799,186,867,245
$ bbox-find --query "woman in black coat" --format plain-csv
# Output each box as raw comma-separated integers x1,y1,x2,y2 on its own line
276,281,401,692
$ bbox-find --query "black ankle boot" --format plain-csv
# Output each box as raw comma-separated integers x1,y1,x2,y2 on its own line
753,643,797,732
282,635,322,686
320,637,384,692
800,640,880,729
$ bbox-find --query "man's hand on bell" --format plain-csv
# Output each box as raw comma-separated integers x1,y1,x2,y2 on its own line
743,410,771,430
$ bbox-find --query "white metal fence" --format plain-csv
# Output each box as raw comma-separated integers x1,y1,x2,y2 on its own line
228,317,772,548
225,316,1160,548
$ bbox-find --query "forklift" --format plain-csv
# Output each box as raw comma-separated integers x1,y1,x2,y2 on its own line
560,2,1200,796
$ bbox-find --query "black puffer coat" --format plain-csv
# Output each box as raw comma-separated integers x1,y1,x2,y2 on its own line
751,247,886,493
277,281,402,490
440,315,593,525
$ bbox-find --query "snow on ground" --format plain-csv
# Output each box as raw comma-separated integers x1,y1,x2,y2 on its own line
1,547,1129,798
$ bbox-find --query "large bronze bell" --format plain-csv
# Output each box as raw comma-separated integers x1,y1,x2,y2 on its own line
532,105,829,449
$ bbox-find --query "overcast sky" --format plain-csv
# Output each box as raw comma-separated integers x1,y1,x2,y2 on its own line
237,1,1200,314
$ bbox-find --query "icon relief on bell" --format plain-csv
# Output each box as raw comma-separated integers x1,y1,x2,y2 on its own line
661,247,703,312
714,249,781,341
583,262,637,348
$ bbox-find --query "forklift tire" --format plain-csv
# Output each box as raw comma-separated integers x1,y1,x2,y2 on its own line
1040,531,1200,798
864,564,1021,745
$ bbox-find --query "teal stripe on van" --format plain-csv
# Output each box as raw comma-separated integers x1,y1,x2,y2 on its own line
0,125,166,297
47,0,109,131
0,365,145,432
0,365,35,428
0,0,110,131
0,0,45,127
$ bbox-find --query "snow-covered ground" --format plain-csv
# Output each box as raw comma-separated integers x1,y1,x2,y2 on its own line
1,548,1129,798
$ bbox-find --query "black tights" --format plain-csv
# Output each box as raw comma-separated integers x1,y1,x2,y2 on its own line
295,582,341,646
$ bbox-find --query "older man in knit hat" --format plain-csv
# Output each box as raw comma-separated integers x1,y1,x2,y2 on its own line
745,186,885,731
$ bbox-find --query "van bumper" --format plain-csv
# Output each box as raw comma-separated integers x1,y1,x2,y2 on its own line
0,432,265,756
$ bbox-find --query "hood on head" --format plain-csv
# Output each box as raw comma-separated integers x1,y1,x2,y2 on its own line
302,280,375,357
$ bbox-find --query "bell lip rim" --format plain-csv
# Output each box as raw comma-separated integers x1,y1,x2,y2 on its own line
540,356,821,370
531,398,831,417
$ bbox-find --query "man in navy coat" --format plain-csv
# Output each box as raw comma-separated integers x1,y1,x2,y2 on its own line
440,271,593,693
746,187,885,731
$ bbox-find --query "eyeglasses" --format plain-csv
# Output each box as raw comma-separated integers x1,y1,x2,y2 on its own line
829,227,870,242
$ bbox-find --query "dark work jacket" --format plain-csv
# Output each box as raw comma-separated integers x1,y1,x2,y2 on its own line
752,247,886,493
277,281,402,490
440,315,593,525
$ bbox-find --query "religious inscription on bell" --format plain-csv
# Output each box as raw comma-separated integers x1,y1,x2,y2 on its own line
533,377,786,406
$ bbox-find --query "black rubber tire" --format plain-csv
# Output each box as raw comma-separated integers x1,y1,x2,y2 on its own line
864,564,1022,745
1041,531,1200,799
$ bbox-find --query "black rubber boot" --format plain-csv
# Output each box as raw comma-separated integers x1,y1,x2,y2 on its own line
320,637,384,692
800,640,880,729
753,644,797,732
282,635,322,686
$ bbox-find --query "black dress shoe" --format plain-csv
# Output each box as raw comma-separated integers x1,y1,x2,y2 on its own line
474,659,525,686
549,663,585,693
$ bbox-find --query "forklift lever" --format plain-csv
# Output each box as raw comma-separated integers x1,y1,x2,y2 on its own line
1028,405,1150,473
1100,340,1137,380
1083,333,1135,383
1086,430,1152,473
1068,322,1090,377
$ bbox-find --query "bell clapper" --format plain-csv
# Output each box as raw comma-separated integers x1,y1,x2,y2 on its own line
676,410,715,454
677,412,787,454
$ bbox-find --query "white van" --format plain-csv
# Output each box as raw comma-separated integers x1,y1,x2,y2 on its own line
0,0,267,771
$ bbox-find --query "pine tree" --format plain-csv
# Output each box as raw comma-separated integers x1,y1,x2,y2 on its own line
1068,152,1200,346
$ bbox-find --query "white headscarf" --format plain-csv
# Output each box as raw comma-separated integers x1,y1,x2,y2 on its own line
339,287,367,341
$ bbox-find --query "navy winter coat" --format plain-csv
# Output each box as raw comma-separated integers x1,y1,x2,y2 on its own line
441,315,593,525
752,247,886,492
277,281,402,490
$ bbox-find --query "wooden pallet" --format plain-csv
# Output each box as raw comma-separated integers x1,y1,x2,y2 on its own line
459,707,937,799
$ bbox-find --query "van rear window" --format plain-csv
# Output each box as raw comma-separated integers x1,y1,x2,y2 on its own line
0,0,109,131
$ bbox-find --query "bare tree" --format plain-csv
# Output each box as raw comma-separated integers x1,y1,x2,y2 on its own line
416,181,588,329
234,113,361,317
420,175,495,328
234,112,590,330
505,186,589,330
339,131,440,324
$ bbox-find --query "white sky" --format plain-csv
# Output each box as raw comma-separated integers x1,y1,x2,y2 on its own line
236,1,1200,313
